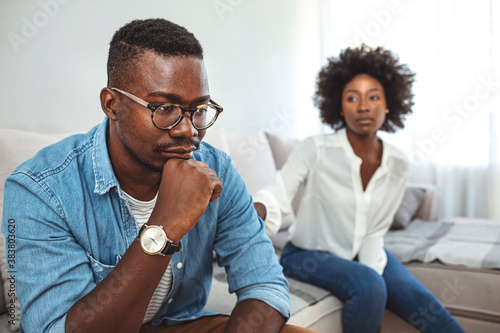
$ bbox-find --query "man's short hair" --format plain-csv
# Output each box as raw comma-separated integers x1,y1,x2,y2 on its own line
107,18,204,88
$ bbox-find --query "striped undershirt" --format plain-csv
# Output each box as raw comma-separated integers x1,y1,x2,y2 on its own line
122,190,173,324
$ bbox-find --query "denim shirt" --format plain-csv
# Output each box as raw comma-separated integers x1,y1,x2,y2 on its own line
2,118,290,333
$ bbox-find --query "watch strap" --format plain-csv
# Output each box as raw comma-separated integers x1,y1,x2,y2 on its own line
137,224,147,240
160,240,182,255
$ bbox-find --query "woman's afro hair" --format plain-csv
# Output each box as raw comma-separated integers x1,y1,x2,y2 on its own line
314,44,415,132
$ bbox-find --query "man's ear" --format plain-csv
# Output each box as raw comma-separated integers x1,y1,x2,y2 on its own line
100,87,118,120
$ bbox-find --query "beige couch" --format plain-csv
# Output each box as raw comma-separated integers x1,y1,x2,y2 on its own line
0,127,499,332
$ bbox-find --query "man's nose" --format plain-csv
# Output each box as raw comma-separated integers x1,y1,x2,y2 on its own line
169,113,197,137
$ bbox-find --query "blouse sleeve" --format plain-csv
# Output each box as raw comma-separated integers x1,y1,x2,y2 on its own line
253,137,317,237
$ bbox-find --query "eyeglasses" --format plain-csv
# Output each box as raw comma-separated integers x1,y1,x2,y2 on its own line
111,87,223,130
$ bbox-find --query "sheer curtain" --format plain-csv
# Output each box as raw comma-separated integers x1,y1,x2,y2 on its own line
489,0,500,220
323,0,500,219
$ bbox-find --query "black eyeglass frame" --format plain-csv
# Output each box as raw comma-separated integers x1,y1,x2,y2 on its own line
110,87,223,130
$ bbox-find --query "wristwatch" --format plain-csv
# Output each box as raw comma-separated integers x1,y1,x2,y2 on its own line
137,224,181,256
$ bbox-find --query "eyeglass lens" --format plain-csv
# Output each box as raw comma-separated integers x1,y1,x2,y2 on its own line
153,104,218,129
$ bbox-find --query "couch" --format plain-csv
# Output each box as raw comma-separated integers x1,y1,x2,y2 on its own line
0,127,499,332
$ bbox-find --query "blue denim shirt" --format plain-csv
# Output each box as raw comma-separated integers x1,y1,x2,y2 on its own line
2,118,290,333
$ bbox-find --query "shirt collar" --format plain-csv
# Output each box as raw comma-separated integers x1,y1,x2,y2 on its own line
338,128,361,164
92,117,119,195
338,127,389,173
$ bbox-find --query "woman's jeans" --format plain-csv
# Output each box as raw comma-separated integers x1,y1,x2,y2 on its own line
280,242,465,333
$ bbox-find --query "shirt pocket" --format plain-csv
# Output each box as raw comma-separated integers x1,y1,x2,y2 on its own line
86,252,117,284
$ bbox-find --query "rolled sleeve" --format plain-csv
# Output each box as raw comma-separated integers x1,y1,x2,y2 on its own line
235,284,290,319
213,161,290,319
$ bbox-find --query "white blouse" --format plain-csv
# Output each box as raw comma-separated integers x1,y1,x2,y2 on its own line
253,128,409,274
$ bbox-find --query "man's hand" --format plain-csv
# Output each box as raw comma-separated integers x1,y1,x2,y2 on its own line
66,159,221,333
149,158,222,242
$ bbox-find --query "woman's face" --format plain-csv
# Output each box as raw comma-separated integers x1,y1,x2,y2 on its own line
341,73,388,137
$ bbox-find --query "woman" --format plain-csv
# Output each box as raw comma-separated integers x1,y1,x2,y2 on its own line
253,45,464,333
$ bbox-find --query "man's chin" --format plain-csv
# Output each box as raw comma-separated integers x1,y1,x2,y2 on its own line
150,156,191,174
145,160,167,174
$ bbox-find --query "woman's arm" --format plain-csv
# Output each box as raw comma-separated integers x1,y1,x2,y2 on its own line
253,137,317,237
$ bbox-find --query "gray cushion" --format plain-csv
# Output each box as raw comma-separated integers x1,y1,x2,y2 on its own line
264,131,299,170
225,129,277,196
207,264,332,318
392,187,426,229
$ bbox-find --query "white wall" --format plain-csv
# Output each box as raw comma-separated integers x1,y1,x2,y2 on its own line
2,0,499,219
0,0,325,139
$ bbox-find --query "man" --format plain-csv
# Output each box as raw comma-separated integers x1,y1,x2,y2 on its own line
2,19,311,332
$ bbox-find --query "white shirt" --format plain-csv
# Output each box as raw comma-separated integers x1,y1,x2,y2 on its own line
122,191,173,323
253,128,409,274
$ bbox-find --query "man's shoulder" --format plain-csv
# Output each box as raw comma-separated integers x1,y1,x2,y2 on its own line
10,125,99,182
194,141,232,166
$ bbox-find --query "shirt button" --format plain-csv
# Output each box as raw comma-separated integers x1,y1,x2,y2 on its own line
167,298,173,304
177,262,183,269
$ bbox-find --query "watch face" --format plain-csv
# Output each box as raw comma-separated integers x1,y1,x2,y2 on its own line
140,226,167,255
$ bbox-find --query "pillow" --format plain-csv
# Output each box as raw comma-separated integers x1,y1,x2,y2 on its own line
391,187,426,229
264,131,300,170
225,129,277,195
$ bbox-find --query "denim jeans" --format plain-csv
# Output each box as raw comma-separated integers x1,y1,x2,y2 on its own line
280,242,465,333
